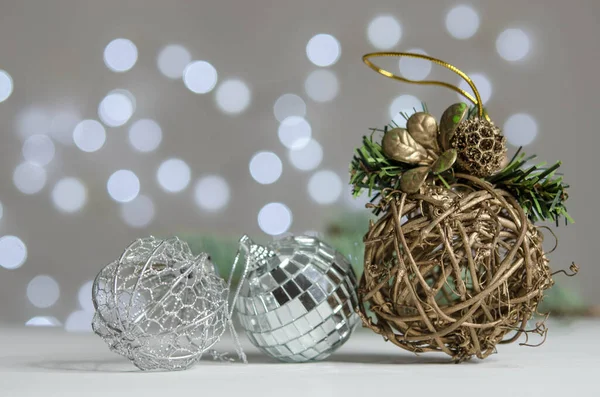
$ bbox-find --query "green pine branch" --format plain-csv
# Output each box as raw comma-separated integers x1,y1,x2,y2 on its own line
488,148,572,225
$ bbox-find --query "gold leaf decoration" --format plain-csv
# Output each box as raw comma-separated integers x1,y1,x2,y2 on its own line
399,166,430,193
439,102,468,151
382,128,433,165
432,149,458,175
407,112,440,153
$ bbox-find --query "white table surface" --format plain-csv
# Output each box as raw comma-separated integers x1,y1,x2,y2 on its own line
1,320,598,397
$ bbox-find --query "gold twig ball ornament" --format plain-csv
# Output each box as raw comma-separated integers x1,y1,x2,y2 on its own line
358,178,554,362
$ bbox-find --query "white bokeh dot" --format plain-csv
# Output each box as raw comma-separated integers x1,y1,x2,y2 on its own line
0,235,27,269
78,280,94,312
215,79,251,114
289,139,323,171
13,162,46,195
389,94,422,126
194,175,230,212
445,5,480,39
184,61,218,94
16,107,51,140
26,316,61,327
274,94,306,122
308,170,343,204
258,202,292,236
98,91,134,127
367,15,402,50
458,73,492,104
27,275,60,308
496,28,531,61
0,69,13,103
278,116,311,150
52,177,87,213
306,34,341,67
65,310,93,332
504,113,538,147
73,119,106,152
305,69,339,102
22,134,55,166
249,151,283,185
104,38,138,72
50,110,80,146
157,44,192,79
157,158,191,193
107,170,140,203
120,195,155,228
399,49,432,81
128,119,162,152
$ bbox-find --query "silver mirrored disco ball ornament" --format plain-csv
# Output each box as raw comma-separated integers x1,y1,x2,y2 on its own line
92,236,246,371
232,235,359,362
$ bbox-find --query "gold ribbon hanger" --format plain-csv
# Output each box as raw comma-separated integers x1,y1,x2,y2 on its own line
362,52,489,120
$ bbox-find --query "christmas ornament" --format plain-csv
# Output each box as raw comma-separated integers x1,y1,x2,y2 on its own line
350,52,576,362
232,235,359,363
92,236,246,370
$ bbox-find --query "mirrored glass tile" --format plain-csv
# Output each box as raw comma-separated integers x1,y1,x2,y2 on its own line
292,253,311,266
270,267,288,284
316,301,332,319
272,328,289,345
342,302,353,319
294,273,312,291
327,331,341,346
276,344,292,356
334,253,351,270
332,262,347,276
245,298,256,314
294,236,315,246
309,326,327,342
262,332,277,346
308,284,326,303
276,305,293,325
322,318,336,334
337,323,349,338
272,287,290,305
327,269,341,285
299,292,316,312
261,292,279,310
302,265,321,283
283,323,301,339
287,298,306,318
265,310,282,329
282,260,299,275
253,333,265,346
257,313,270,332
318,245,336,260
254,298,266,314
283,280,301,299
264,346,279,357
298,333,314,348
305,308,322,326
327,294,342,312
293,315,312,335
301,348,319,359
259,273,278,291
286,339,304,354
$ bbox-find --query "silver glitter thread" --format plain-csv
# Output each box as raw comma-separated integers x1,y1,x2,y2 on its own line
234,235,359,363
92,236,246,371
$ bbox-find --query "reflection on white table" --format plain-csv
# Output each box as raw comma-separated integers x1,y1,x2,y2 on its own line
0,320,598,397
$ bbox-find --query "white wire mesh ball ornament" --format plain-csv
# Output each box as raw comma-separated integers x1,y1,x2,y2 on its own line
91,236,246,371
232,235,359,362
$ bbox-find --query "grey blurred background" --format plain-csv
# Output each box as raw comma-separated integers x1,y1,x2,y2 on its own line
0,0,596,330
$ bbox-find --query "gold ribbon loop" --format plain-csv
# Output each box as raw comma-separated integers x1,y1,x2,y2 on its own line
362,52,487,119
